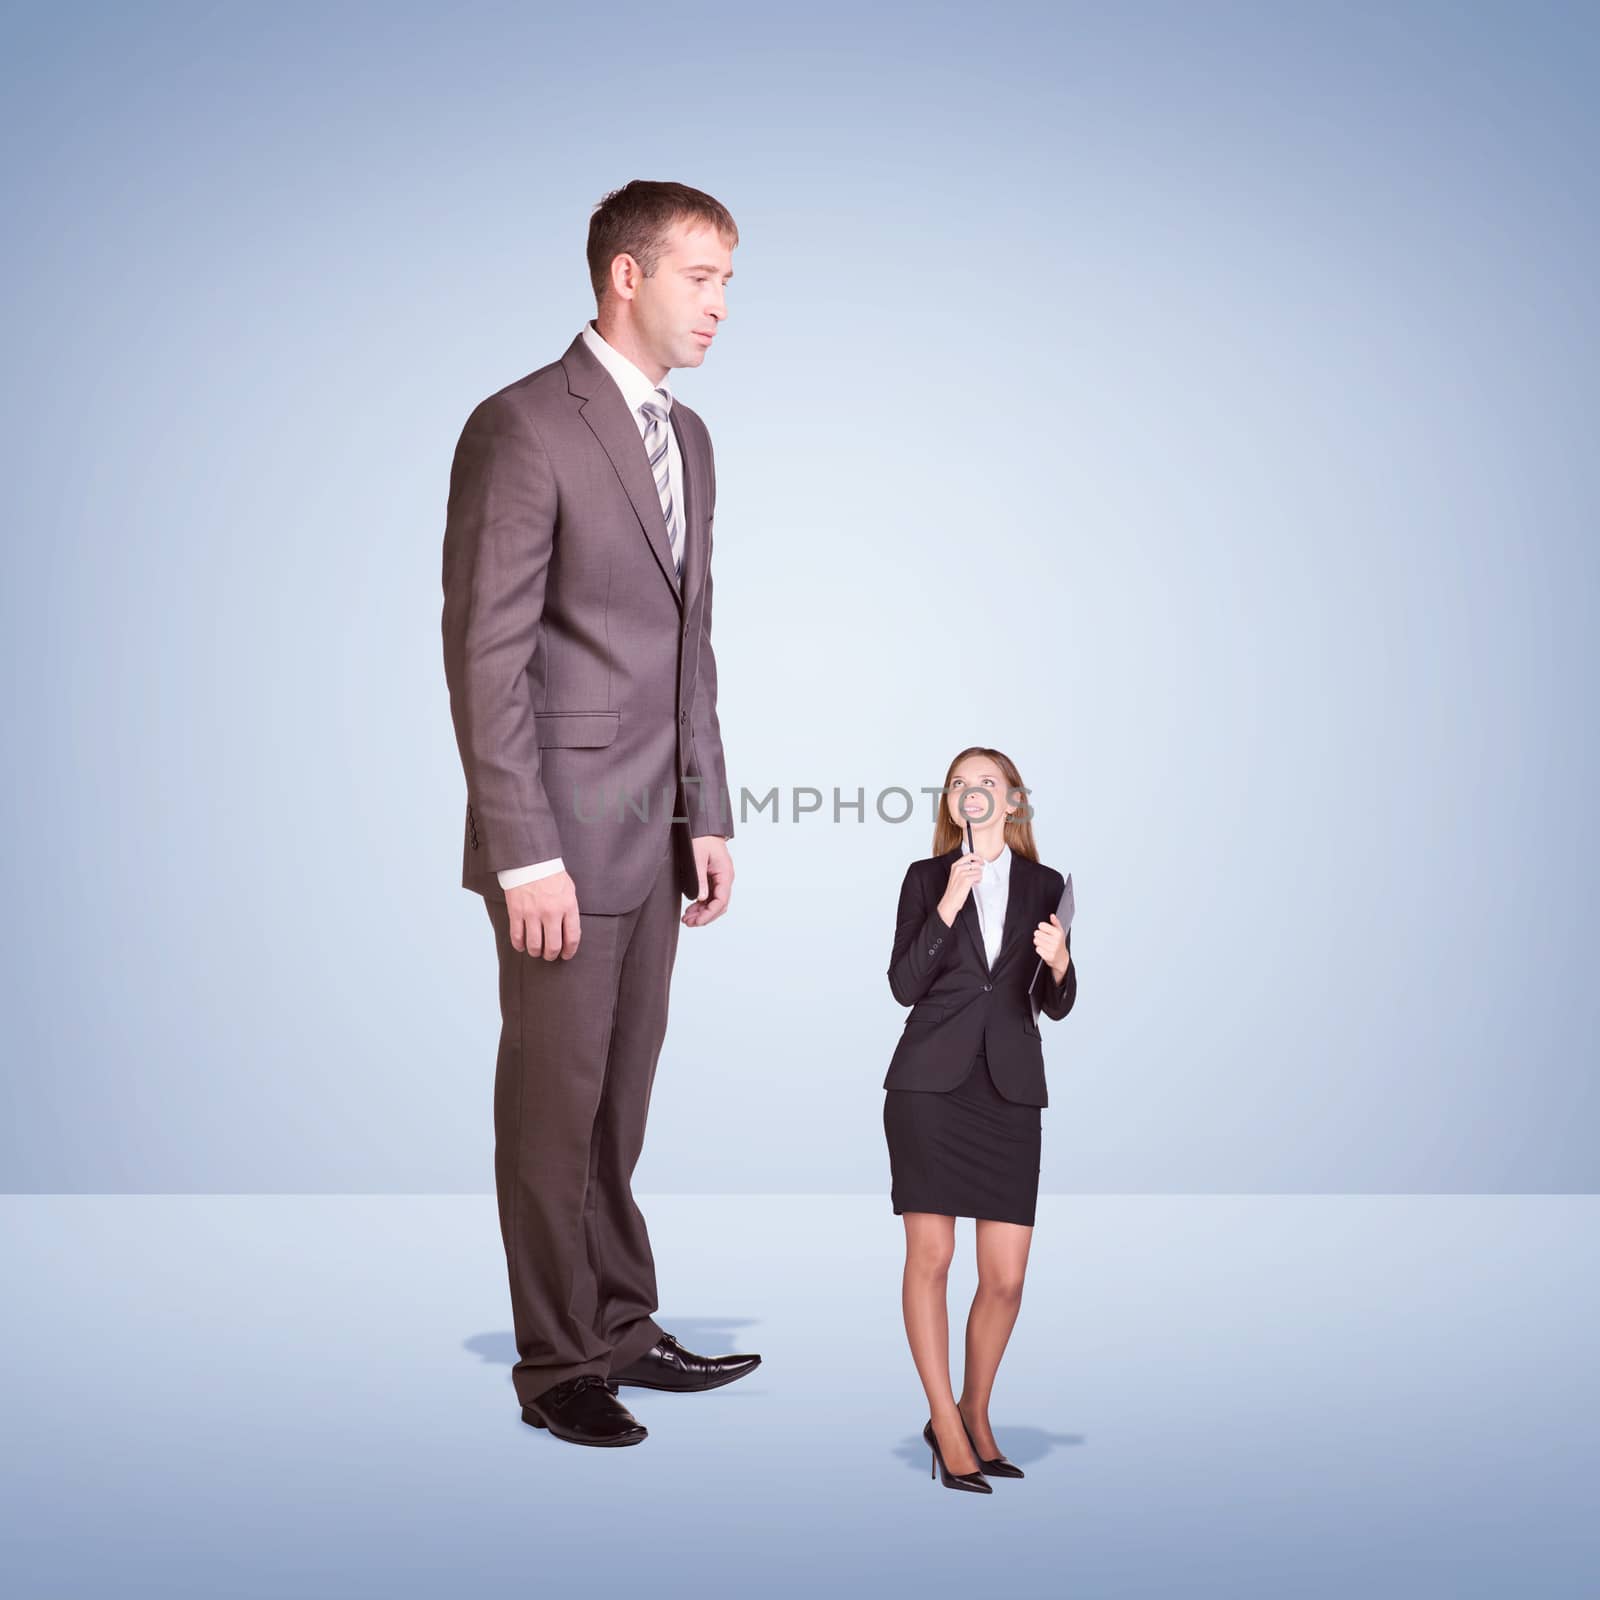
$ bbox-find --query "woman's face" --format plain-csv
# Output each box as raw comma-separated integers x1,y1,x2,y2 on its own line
946,757,1016,833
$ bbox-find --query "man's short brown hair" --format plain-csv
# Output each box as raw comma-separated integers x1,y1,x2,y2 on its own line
586,180,739,305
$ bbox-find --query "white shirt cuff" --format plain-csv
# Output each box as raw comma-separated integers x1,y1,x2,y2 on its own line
496,857,566,890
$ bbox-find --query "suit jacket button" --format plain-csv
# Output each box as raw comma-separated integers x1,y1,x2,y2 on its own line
983,983,992,992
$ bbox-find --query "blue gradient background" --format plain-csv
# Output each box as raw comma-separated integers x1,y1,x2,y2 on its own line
2,0,1597,1193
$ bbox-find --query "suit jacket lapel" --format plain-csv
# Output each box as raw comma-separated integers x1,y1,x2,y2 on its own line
951,847,1029,972
670,408,707,618
995,850,1030,968
952,848,1037,973
563,334,683,607
956,892,986,970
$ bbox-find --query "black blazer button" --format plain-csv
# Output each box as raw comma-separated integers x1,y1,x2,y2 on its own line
983,983,992,992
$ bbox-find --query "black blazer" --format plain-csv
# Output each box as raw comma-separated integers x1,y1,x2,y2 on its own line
883,847,1076,1108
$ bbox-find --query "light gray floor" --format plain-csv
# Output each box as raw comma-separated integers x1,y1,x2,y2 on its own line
3,1194,1595,1598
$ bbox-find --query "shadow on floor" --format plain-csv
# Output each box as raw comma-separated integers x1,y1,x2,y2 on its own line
464,1314,765,1375
893,1424,1086,1473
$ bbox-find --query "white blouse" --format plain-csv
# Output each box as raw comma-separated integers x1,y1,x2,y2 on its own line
962,840,1011,970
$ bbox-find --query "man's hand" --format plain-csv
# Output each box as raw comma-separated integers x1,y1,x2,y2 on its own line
683,835,733,927
505,870,581,960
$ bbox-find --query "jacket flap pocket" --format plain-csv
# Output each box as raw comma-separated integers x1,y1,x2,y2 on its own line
536,711,621,749
906,1004,945,1025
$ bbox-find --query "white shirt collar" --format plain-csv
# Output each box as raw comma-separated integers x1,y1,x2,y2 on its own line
962,838,1011,876
580,320,672,415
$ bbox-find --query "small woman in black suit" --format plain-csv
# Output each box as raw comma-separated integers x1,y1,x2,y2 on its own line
883,746,1077,1493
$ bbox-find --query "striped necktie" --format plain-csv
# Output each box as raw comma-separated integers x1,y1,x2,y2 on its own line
638,391,684,577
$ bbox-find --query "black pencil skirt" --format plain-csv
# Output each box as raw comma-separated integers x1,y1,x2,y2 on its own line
883,1046,1042,1226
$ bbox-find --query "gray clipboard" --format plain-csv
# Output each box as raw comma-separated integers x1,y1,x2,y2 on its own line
1028,873,1074,1021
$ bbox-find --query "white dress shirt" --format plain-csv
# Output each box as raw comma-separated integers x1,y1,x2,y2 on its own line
497,322,685,890
962,839,1012,969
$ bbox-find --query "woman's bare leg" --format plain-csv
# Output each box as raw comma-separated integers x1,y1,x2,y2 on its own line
958,1218,1033,1458
900,1211,980,1475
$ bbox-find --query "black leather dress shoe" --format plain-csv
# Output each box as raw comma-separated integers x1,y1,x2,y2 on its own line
521,1374,647,1447
609,1331,761,1393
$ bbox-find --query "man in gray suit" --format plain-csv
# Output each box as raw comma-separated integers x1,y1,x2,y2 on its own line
441,181,759,1448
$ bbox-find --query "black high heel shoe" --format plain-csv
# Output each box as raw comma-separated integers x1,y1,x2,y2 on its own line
959,1409,1025,1479
923,1419,992,1493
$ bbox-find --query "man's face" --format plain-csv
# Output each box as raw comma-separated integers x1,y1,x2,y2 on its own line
630,219,733,372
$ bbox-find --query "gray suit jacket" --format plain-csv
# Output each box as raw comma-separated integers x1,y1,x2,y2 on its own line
441,332,733,913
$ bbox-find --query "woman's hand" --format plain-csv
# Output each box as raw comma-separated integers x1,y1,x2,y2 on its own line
1032,912,1071,979
937,852,984,926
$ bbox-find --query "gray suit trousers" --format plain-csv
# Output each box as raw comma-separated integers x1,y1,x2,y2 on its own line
481,843,681,1403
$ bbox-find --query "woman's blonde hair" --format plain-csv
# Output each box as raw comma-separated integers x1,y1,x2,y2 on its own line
930,747,1039,860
